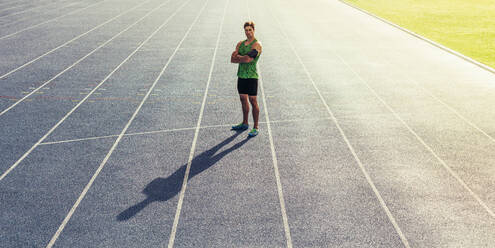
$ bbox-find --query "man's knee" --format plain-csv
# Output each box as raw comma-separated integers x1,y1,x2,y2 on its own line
248,96,258,105
239,94,249,103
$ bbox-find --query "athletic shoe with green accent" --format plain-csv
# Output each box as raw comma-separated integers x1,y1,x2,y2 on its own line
231,123,249,130
248,128,258,137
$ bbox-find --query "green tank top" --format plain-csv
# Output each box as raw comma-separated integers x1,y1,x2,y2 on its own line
237,39,260,79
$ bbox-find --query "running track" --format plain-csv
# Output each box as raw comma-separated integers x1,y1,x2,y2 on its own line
1,0,494,247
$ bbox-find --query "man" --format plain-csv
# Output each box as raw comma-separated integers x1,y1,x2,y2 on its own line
230,21,262,137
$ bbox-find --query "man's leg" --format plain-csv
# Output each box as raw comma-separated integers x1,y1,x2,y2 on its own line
248,95,259,129
240,94,249,125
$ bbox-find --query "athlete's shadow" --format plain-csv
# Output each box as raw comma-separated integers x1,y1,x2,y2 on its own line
117,131,250,221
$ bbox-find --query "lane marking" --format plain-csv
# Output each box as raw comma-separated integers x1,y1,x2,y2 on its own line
0,0,73,20
38,117,335,146
268,4,412,248
0,0,189,181
0,0,105,41
0,0,151,79
0,1,81,27
45,1,206,247
249,1,293,247
0,0,172,117
417,81,495,143
337,56,495,218
39,127,200,146
379,55,495,152
167,0,226,246
259,67,294,248
40,134,120,145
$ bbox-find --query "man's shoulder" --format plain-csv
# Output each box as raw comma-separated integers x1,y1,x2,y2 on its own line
253,41,262,51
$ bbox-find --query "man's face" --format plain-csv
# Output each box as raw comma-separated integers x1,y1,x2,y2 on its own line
244,26,254,39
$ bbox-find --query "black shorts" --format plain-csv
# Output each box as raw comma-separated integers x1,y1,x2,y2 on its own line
237,78,258,96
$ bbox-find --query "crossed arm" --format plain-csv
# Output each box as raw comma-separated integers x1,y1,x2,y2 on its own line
231,41,262,64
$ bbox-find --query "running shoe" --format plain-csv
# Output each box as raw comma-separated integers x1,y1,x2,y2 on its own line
231,123,249,130
248,128,259,137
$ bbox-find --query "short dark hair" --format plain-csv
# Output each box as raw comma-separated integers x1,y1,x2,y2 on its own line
244,21,255,30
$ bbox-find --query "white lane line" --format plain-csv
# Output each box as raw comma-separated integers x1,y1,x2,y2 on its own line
39,134,119,145
249,1,293,247
0,0,151,80
123,127,196,137
420,84,495,143
0,0,189,182
45,1,205,246
38,118,335,146
0,0,173,117
382,56,495,149
337,56,495,219
0,0,105,40
268,5,412,248
167,0,224,246
0,0,73,20
0,0,59,16
39,127,198,146
269,117,331,124
258,66,294,248
0,1,81,27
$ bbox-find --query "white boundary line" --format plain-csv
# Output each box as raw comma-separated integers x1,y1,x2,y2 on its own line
40,134,120,145
336,55,495,219
0,0,151,79
0,1,81,28
0,0,73,20
0,0,172,117
45,0,200,246
413,79,495,144
167,0,223,246
268,4,412,248
258,67,294,248
38,117,333,146
248,1,293,247
0,0,105,40
338,0,495,75
0,0,189,182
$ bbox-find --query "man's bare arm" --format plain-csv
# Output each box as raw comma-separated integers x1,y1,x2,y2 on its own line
231,41,255,63
234,42,261,63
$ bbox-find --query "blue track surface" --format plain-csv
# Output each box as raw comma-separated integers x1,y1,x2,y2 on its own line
1,0,495,247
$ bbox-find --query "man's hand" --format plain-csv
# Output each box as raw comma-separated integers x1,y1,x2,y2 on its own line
231,51,253,63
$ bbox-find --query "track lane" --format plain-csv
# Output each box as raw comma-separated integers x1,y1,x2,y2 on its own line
271,0,495,246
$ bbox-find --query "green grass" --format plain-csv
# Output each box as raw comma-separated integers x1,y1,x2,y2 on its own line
343,0,495,68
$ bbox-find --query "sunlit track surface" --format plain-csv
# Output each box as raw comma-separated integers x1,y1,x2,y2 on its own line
0,0,86,27
1,0,494,247
0,0,75,20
